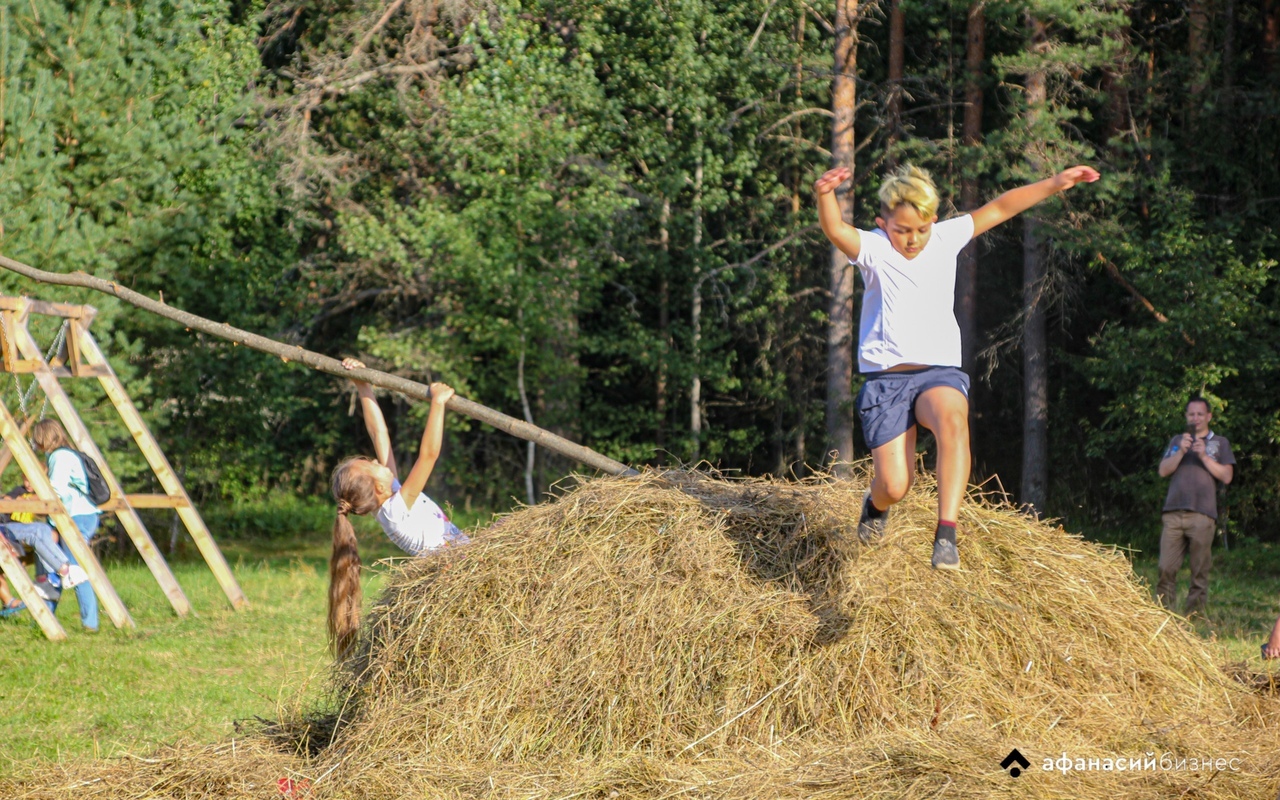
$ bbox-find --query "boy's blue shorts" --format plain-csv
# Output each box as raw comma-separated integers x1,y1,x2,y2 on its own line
856,366,970,450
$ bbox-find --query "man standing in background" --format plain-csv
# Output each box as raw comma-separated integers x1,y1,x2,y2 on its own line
1156,396,1235,615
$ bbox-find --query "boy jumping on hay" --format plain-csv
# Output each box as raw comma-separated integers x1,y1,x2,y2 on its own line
815,162,1098,569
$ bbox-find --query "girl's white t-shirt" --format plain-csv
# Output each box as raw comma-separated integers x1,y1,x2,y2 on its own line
851,214,975,372
375,479,451,555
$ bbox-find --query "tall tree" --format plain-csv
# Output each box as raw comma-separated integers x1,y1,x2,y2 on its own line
1266,0,1280,73
887,0,906,155
1019,15,1050,515
1187,0,1209,107
827,0,859,475
957,0,985,374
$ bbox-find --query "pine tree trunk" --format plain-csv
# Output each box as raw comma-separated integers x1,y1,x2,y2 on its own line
1020,16,1049,515
517,330,537,506
792,259,809,476
956,1,984,374
1021,216,1049,514
1222,0,1236,117
827,0,859,476
1265,0,1279,73
656,193,671,464
1188,0,1209,110
1100,20,1131,142
690,149,705,461
793,6,809,476
887,0,905,154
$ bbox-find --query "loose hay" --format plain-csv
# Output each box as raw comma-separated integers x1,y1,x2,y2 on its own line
7,469,1280,798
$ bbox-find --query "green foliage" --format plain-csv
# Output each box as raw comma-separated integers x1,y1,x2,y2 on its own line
278,0,836,498
0,0,311,498
1069,179,1277,536
2,0,1279,542
199,491,352,540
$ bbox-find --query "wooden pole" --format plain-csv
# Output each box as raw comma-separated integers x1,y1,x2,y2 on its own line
0,254,639,478
0,414,37,476
0,541,67,641
75,323,248,610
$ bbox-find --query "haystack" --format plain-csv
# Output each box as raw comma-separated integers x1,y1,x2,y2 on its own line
8,470,1280,799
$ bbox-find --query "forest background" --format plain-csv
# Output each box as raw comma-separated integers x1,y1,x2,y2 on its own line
1,0,1277,548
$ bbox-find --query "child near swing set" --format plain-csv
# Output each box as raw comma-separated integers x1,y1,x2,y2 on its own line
327,358,468,656
0,419,98,628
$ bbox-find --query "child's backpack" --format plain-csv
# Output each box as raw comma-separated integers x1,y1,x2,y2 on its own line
59,448,112,506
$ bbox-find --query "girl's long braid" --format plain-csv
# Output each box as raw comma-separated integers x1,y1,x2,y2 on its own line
328,458,381,657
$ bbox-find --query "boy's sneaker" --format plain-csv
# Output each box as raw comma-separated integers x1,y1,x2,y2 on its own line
34,575,61,601
931,537,960,570
63,564,90,589
856,489,890,543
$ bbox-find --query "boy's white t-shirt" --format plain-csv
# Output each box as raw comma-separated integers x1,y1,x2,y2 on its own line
851,214,975,373
375,479,451,556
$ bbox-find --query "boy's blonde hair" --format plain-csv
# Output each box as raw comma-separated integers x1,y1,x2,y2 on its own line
878,165,940,220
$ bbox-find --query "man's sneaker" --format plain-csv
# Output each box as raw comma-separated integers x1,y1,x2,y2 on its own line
931,537,960,570
34,575,61,601
856,489,890,544
63,564,90,589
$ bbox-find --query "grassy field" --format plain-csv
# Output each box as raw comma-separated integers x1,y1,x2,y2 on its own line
1,504,1277,773
1131,537,1280,660
0,500,457,770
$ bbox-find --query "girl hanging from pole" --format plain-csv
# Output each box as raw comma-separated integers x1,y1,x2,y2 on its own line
329,358,468,656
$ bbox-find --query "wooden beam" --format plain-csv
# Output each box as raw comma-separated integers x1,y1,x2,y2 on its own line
0,414,38,476
1,359,47,373
0,498,62,514
9,298,96,321
66,318,84,377
0,542,67,641
119,494,191,509
0,399,134,630
0,310,20,373
0,254,638,477
76,328,247,611
8,316,191,618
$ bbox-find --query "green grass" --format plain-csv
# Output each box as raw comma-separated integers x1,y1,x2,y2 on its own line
1128,539,1280,661
0,507,416,770
1,507,1277,774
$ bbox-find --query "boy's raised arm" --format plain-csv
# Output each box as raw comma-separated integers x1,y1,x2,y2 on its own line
969,165,1099,237
814,167,863,261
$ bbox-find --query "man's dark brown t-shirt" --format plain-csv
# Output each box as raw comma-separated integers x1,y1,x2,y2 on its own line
1162,432,1235,519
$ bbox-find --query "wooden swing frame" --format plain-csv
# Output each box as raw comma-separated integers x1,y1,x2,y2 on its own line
0,296,246,641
